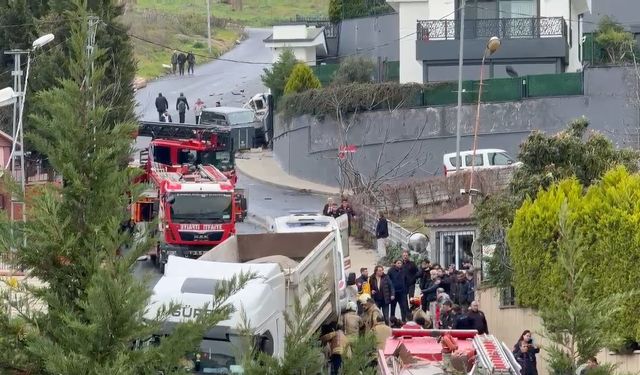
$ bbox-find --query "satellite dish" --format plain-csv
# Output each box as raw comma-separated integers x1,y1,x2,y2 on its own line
408,232,429,254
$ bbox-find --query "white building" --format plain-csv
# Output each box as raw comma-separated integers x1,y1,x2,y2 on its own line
263,24,328,65
386,0,592,83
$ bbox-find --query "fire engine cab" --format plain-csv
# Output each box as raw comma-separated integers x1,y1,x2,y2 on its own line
132,161,240,273
136,121,247,222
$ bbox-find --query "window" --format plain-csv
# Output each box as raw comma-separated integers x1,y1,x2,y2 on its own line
436,231,475,269
500,285,516,307
465,154,484,167
178,149,197,165
168,193,233,224
226,110,256,125
449,156,461,168
152,146,171,165
488,152,514,166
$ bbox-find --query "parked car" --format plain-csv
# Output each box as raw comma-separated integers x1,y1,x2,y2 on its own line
443,149,522,175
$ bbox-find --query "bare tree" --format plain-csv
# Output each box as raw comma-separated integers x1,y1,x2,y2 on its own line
321,84,431,205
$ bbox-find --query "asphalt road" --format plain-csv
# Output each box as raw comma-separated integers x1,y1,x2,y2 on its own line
134,28,272,123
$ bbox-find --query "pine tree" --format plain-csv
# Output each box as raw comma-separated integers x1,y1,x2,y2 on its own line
0,1,248,373
283,63,321,95
261,49,297,102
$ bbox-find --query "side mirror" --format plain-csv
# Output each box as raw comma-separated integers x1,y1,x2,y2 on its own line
166,195,175,204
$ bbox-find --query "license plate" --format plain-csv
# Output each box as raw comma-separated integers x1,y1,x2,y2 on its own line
194,235,208,241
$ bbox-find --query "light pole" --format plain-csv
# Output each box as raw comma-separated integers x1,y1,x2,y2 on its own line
468,36,500,204
207,0,212,53
3,33,55,245
454,0,466,173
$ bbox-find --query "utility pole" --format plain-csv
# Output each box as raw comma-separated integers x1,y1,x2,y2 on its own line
4,50,29,244
87,15,100,148
207,0,212,53
455,0,466,173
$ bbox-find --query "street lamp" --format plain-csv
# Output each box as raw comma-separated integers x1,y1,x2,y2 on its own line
467,36,500,204
2,33,54,246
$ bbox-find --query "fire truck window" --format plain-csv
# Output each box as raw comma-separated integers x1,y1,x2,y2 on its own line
140,203,153,221
178,149,197,165
153,146,171,165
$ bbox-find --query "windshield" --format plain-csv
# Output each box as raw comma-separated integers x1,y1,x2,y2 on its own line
137,335,244,374
169,193,232,224
226,110,255,125
197,151,234,171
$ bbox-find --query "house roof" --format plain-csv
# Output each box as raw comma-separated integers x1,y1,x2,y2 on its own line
263,27,325,43
0,129,18,145
424,204,475,224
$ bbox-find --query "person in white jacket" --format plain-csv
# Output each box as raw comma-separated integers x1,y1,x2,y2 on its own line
194,98,206,124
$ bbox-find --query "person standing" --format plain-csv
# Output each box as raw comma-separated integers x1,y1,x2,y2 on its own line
336,198,355,236
450,272,471,310
513,330,540,375
320,324,349,375
401,250,418,301
194,98,206,124
514,340,538,375
340,302,361,338
375,212,389,259
467,300,489,334
176,93,190,124
356,267,370,296
187,51,196,75
372,316,392,350
387,260,409,322
171,51,178,74
177,52,187,76
322,197,334,216
155,93,169,121
361,297,382,332
369,265,395,325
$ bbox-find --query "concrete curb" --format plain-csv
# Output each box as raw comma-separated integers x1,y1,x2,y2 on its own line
235,159,337,196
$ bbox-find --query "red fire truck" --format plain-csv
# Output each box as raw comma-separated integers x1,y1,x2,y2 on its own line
131,161,241,273
136,121,247,222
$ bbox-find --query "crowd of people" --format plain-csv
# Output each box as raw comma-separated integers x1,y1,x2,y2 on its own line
317,200,602,375
154,92,216,124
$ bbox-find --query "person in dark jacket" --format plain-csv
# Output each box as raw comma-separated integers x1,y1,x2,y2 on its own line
176,93,190,124
369,265,395,325
401,250,418,301
170,51,178,74
420,269,441,316
375,212,389,259
177,52,187,76
450,272,471,310
466,270,476,303
439,300,456,329
467,300,489,334
336,198,355,236
452,305,472,329
387,260,409,322
514,340,538,375
155,93,169,121
513,330,540,375
187,51,196,75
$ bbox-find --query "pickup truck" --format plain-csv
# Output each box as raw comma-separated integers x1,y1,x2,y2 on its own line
144,228,347,374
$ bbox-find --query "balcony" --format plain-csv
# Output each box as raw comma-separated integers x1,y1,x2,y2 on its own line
416,17,567,41
414,17,569,75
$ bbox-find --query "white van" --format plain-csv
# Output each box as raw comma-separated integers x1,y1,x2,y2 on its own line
443,148,521,175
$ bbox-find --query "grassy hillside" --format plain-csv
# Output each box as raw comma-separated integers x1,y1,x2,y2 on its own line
134,0,330,27
122,0,329,79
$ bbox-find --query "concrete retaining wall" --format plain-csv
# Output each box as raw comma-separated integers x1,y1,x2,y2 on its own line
273,67,640,187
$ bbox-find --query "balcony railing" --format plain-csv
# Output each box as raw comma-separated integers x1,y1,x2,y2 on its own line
416,17,566,41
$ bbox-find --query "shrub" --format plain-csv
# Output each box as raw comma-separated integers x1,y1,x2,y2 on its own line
283,63,321,95
279,82,425,119
261,49,297,101
332,56,375,85
595,16,636,64
192,41,205,49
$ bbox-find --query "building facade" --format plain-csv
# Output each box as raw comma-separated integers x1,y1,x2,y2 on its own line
263,24,329,65
387,0,592,83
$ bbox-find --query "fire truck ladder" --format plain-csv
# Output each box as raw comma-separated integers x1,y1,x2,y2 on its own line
138,121,230,141
472,334,521,375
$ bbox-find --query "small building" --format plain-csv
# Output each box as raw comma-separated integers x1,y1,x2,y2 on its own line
263,24,329,65
424,203,476,269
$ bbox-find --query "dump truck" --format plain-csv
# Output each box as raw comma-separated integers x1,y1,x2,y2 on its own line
143,227,347,373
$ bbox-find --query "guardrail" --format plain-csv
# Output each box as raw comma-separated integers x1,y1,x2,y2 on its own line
416,17,566,41
357,204,412,248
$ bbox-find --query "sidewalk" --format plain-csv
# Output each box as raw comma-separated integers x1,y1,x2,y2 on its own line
349,237,378,273
236,150,340,195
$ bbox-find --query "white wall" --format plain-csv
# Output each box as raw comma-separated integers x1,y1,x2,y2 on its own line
273,25,307,40
540,0,591,72
271,46,316,65
395,0,431,83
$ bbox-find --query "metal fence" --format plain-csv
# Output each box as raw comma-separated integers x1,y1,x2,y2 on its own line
417,17,566,41
357,204,412,248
